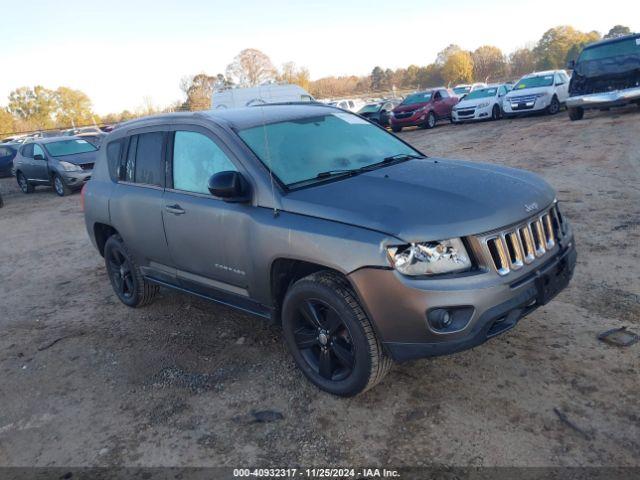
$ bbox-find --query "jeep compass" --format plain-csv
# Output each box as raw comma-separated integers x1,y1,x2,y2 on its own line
84,105,576,396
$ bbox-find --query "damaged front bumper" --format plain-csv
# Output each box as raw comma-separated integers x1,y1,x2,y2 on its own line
349,235,577,362
566,86,640,109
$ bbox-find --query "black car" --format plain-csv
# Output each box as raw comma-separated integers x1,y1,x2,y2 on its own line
0,143,18,177
356,100,399,127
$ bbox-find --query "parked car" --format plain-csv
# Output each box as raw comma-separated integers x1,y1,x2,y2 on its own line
356,100,400,126
503,70,570,117
452,85,510,123
327,99,363,112
453,83,488,100
83,104,576,396
76,132,107,148
212,84,315,109
0,143,19,177
566,33,640,121
13,137,96,196
390,88,458,131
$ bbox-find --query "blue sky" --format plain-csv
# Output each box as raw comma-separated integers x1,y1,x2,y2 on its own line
1,0,637,114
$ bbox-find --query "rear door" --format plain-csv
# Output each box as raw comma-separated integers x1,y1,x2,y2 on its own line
162,126,253,297
32,144,49,181
109,128,175,282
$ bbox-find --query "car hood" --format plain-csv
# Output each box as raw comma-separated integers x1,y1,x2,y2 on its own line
57,151,97,165
280,158,556,241
393,102,429,113
455,97,493,108
506,87,550,99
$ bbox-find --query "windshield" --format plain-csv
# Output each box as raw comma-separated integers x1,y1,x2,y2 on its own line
453,86,470,95
401,92,432,105
578,37,640,63
513,75,554,90
358,104,381,114
44,139,97,157
463,88,497,100
238,113,419,188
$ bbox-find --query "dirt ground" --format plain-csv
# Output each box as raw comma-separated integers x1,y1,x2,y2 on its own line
0,106,638,468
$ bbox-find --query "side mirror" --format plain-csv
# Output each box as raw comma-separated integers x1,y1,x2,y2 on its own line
566,60,575,70
34,154,45,161
208,171,251,202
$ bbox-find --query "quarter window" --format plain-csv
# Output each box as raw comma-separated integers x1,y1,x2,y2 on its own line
172,131,237,194
106,139,125,181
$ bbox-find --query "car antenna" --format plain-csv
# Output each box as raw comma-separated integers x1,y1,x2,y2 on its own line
259,105,279,218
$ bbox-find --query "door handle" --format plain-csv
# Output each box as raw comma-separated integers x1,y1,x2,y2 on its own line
165,204,185,215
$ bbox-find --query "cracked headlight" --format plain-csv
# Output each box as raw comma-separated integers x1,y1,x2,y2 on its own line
387,238,471,276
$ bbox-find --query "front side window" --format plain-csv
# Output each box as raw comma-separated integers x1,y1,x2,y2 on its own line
33,144,45,158
44,139,97,157
172,131,237,194
238,112,419,188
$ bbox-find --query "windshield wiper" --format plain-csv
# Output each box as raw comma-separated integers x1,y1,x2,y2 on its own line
315,154,425,179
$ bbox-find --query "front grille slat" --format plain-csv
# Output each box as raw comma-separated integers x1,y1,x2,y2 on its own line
480,204,564,276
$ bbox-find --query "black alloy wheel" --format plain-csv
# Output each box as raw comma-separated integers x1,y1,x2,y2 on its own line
492,104,501,120
293,298,355,382
548,96,560,115
107,243,135,302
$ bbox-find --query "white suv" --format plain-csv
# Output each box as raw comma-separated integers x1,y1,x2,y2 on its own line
503,70,570,117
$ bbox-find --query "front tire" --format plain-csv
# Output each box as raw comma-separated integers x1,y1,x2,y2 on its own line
568,107,584,121
282,271,392,397
16,171,34,193
104,234,159,307
547,95,560,115
391,125,402,133
492,104,502,120
424,111,437,129
53,174,72,196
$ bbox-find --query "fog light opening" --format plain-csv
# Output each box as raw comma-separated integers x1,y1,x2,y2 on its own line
427,306,474,333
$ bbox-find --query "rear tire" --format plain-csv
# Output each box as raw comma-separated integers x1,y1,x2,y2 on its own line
16,171,34,193
391,125,402,133
568,107,584,121
281,271,393,397
104,234,159,307
53,174,71,197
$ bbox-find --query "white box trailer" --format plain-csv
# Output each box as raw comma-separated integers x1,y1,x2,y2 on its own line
211,84,315,109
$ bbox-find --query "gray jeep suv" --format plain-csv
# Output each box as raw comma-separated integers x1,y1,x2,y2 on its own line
83,104,576,396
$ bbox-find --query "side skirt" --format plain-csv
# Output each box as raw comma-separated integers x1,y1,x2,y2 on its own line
145,276,273,320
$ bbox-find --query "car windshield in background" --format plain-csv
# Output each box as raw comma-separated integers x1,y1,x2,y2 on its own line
401,92,432,105
358,104,381,114
513,75,554,90
579,37,640,62
44,139,97,157
238,113,419,188
454,87,471,95
464,88,497,100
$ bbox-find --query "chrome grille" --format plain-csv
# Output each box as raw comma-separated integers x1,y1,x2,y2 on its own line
481,205,565,276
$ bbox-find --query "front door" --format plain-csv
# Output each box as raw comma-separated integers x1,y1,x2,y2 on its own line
162,127,253,297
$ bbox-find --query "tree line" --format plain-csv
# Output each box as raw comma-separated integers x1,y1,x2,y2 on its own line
0,24,632,136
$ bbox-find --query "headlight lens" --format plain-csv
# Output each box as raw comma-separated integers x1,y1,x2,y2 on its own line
59,161,81,172
387,238,471,276
536,92,549,98
477,101,490,108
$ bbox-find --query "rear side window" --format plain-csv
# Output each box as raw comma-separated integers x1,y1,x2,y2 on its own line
106,139,125,182
21,144,34,158
123,132,164,187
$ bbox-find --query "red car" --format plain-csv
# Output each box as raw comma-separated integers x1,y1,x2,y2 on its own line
390,88,458,132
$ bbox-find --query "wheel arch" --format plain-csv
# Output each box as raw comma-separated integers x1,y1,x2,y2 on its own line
270,258,353,323
93,223,120,257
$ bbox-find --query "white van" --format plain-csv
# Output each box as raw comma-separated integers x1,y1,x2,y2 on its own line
211,84,315,109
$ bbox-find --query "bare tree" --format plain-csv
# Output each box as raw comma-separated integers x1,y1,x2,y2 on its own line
226,49,277,87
